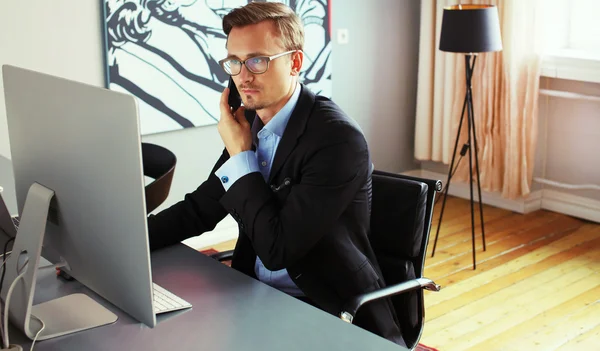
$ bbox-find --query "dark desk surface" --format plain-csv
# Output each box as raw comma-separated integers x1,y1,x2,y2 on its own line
6,244,406,351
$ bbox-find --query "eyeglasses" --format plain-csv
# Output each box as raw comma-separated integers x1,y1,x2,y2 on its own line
219,50,296,76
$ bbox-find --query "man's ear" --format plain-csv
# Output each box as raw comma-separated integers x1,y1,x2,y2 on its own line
290,50,304,76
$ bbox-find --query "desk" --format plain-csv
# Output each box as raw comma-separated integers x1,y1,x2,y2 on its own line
6,244,406,350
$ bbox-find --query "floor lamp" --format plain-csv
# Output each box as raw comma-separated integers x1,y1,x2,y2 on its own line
430,5,503,270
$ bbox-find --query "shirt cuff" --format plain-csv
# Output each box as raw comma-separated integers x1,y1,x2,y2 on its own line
215,151,260,191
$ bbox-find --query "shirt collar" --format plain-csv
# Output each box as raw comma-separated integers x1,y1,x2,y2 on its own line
253,83,301,139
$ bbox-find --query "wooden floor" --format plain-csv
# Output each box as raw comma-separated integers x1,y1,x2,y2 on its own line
200,195,600,350
421,196,600,351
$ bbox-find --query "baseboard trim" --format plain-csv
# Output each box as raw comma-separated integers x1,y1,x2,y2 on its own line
405,169,600,223
409,170,542,214
541,189,600,223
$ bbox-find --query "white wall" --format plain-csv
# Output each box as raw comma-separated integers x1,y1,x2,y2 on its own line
0,1,105,158
0,0,421,246
536,77,600,202
331,0,420,172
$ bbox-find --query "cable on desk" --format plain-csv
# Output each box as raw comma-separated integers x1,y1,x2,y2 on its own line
1,250,59,350
0,238,15,298
0,239,14,347
29,315,45,351
0,252,8,347
2,267,26,348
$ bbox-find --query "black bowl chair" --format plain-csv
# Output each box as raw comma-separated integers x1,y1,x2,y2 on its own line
211,170,441,349
141,143,176,213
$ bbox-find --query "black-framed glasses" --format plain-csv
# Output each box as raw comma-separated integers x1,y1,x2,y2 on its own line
219,50,296,76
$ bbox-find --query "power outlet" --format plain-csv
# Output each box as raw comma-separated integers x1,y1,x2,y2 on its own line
337,28,349,44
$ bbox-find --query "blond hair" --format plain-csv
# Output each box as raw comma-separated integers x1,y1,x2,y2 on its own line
223,2,304,51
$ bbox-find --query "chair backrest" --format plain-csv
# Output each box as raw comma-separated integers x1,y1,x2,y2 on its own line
141,143,176,213
369,170,440,348
372,170,441,277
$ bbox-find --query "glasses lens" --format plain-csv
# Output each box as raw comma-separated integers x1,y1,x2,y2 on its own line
246,57,268,74
222,59,241,75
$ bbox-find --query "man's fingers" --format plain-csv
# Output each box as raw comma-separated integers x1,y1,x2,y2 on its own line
234,106,248,126
219,88,233,119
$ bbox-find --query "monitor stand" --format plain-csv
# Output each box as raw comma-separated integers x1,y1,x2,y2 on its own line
1,183,118,341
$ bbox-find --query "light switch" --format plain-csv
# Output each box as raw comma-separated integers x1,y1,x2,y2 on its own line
337,28,349,44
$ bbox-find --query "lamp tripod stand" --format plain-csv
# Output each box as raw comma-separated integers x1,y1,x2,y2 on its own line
431,54,486,270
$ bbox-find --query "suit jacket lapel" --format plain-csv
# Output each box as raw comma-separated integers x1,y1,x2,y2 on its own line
268,85,315,183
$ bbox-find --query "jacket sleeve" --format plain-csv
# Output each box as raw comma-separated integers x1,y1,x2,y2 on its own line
219,124,370,271
147,149,230,251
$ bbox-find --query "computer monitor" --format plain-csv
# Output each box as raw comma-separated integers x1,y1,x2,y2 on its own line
0,191,17,239
2,65,157,340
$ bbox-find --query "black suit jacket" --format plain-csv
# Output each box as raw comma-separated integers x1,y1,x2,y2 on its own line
148,85,405,346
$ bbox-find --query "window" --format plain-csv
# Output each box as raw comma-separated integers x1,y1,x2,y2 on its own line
567,0,600,53
542,0,600,55
541,0,600,83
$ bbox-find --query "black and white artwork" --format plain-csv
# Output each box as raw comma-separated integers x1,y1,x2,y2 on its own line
102,0,331,135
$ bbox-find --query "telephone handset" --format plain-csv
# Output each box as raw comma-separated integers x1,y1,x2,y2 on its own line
227,78,242,112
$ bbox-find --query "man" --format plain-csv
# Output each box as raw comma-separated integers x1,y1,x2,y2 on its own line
147,2,406,347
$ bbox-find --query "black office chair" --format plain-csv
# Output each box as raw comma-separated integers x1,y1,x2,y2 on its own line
141,142,176,213
210,170,441,349
338,170,441,350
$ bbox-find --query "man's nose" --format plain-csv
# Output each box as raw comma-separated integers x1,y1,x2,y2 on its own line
238,64,254,84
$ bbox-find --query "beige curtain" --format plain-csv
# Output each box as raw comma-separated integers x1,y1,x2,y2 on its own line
414,0,544,199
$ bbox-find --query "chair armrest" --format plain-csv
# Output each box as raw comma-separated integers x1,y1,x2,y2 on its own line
373,170,443,193
339,277,441,323
210,249,234,262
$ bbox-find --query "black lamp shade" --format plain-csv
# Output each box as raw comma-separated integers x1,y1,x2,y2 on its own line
439,5,502,53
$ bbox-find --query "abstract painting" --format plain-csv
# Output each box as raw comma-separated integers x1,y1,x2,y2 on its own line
102,0,331,135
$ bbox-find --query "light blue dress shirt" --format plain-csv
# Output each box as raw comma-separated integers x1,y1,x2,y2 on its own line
215,84,304,296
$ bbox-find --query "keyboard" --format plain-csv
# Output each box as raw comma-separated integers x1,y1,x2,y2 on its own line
153,282,192,314
11,216,19,229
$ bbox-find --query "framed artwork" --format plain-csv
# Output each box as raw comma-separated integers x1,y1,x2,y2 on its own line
102,0,331,136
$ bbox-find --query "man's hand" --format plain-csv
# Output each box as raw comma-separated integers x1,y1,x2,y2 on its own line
218,88,252,157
